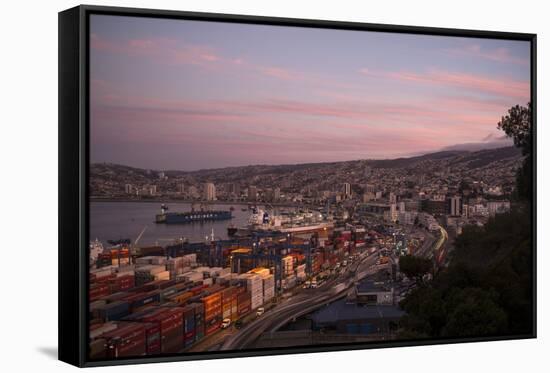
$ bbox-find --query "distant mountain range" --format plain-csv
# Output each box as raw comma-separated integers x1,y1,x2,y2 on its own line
364,146,520,170
440,137,514,152
91,146,522,178
90,145,523,199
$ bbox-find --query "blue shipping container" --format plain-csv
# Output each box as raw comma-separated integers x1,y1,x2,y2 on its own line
99,301,129,321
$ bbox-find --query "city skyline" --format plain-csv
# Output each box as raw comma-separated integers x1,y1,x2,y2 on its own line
90,15,530,170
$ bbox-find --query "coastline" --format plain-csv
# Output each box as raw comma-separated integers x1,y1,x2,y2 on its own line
89,197,304,208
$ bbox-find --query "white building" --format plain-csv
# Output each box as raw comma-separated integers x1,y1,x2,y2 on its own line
204,182,216,201
363,192,375,203
450,196,462,217
273,187,281,201
487,201,511,216
398,211,417,225
188,186,199,199
343,183,352,198
248,186,258,201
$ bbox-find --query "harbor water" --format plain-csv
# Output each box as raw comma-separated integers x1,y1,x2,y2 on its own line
90,201,291,247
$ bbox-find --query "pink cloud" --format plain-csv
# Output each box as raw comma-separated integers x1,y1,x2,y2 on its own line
445,44,529,66
91,34,222,69
91,34,306,83
360,68,529,101
92,83,507,132
92,94,507,162
128,39,155,49
258,66,303,80
93,105,443,158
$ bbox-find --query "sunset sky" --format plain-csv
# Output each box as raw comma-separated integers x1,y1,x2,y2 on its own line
90,15,530,170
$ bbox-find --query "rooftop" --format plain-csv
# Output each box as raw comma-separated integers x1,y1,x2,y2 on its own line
356,280,391,294
311,298,405,324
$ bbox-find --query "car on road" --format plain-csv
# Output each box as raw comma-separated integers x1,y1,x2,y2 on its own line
221,318,231,329
234,320,244,329
256,307,265,317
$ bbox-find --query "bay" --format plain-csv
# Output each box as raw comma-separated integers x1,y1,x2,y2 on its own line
89,201,253,246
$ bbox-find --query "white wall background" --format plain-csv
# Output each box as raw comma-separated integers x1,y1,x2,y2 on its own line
0,0,546,371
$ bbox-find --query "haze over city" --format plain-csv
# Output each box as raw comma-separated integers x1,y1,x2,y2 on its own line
90,15,529,170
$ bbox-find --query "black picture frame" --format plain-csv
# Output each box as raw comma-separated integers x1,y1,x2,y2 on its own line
59,4,537,367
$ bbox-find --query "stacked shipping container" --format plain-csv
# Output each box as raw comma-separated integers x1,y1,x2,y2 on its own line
181,305,196,347
140,307,184,354
89,257,274,356
237,290,251,317
202,290,222,336
239,273,263,309
282,255,294,277
101,322,146,358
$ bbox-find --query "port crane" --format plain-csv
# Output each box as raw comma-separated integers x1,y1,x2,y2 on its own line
131,226,147,257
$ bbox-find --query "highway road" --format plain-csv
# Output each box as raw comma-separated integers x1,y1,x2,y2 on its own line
219,252,381,350
415,229,435,257
415,225,447,260
434,226,449,264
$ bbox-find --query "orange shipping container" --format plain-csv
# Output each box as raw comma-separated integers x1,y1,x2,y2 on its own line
172,291,194,304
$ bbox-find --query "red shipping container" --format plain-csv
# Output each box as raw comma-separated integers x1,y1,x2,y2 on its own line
205,316,222,336
96,273,117,283
235,286,246,295
238,303,251,317
142,308,184,354
144,323,161,355
190,284,208,296
102,323,146,358
90,283,110,301
111,275,135,292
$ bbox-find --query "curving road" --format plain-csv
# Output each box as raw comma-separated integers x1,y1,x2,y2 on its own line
220,252,381,350
434,226,449,265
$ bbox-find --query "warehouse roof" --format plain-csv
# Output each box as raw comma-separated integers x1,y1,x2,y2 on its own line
356,281,391,293
311,299,405,324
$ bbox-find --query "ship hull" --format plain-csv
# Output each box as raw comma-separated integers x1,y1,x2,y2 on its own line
279,222,334,234
245,222,334,235
156,210,232,224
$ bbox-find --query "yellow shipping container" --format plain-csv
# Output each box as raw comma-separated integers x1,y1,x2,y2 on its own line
173,291,193,304
247,267,270,276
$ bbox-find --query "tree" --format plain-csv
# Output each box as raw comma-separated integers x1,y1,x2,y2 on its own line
497,102,532,200
397,103,534,339
497,102,532,156
399,286,446,337
398,209,532,339
399,255,432,282
442,287,508,337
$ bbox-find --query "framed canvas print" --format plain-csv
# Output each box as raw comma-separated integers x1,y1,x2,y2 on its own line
58,5,536,367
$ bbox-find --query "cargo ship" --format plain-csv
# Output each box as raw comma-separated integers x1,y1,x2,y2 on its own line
227,207,333,236
155,204,232,224
89,238,105,266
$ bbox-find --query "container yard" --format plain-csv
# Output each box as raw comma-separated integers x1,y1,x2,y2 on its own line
88,223,399,357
